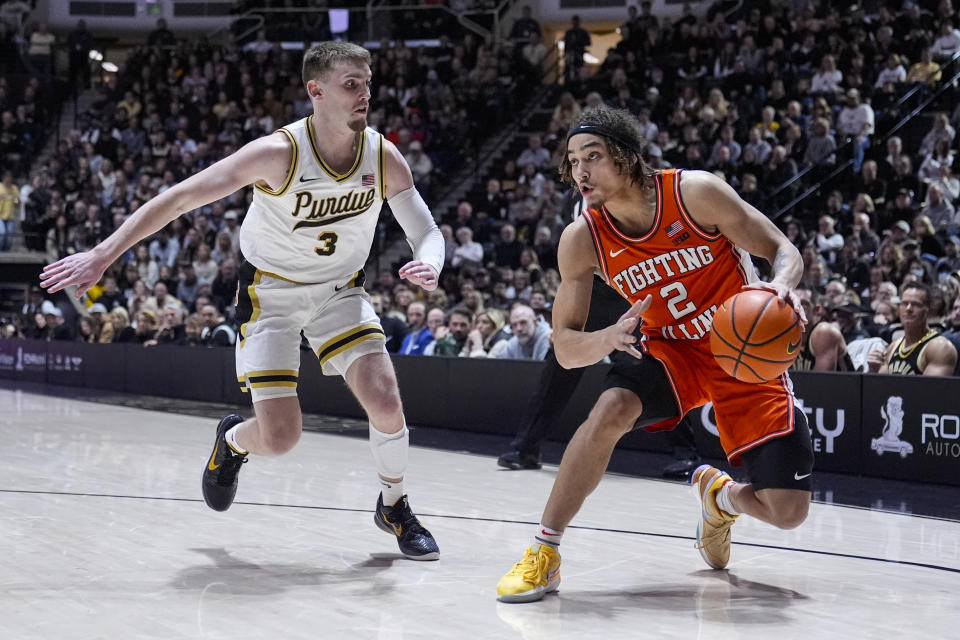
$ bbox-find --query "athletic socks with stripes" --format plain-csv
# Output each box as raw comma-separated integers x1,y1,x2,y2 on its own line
534,524,563,549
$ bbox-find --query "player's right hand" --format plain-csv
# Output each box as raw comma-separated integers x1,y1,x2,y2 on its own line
605,295,651,359
40,250,109,298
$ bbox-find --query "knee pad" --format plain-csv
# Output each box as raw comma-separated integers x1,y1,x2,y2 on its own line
369,423,408,478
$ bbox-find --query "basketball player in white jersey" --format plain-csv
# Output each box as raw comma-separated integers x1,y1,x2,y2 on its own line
41,42,444,560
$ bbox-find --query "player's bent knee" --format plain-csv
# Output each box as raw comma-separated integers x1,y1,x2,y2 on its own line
771,494,811,530
585,390,643,437
260,421,302,455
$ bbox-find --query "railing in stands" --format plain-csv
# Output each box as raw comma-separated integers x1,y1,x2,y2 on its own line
429,42,562,209
770,48,960,221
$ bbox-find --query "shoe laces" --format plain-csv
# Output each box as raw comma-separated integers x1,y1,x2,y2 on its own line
507,548,552,584
217,451,247,486
386,499,429,536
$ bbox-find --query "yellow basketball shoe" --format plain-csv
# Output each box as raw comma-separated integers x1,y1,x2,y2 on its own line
692,464,739,569
496,544,561,603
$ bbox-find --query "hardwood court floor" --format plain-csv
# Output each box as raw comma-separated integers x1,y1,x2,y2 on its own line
1,387,958,639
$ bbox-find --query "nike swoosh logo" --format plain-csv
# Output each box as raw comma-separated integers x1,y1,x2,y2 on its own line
334,283,348,291
299,176,324,183
787,339,801,354
539,529,561,537
207,441,220,471
794,472,811,480
382,511,402,536
610,248,627,258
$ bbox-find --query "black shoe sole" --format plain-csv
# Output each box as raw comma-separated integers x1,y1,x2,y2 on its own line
497,457,542,471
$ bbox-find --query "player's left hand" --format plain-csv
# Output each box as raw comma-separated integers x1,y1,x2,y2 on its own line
399,260,439,291
742,281,808,325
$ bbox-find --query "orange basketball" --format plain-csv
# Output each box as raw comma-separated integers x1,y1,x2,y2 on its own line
709,289,803,383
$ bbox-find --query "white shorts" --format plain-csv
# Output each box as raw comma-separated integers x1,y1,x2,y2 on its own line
235,262,386,402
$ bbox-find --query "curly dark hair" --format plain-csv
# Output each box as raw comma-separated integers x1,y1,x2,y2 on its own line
558,106,656,190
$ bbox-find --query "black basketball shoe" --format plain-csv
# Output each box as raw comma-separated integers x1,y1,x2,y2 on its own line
202,414,247,512
374,494,440,560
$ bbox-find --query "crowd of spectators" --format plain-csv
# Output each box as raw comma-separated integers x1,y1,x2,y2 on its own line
3,2,960,375
0,11,549,354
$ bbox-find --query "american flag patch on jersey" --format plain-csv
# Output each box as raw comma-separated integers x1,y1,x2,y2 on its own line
666,220,684,237
362,174,376,186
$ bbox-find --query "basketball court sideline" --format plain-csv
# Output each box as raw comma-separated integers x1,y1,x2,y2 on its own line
1,386,958,639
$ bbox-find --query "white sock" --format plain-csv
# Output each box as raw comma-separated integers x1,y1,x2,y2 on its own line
369,423,408,507
225,425,248,455
380,478,404,507
716,481,740,516
534,524,563,549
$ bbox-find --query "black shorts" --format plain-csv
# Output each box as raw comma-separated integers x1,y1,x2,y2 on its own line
738,405,814,491
605,355,814,492
602,355,681,430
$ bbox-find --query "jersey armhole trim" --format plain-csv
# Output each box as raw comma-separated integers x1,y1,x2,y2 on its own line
254,128,298,197
378,134,386,200
674,169,723,242
581,210,610,283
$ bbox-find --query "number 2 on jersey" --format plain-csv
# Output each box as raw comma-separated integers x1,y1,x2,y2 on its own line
315,232,338,256
660,282,696,320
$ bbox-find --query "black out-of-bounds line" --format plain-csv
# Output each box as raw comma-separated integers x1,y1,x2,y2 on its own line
4,487,960,576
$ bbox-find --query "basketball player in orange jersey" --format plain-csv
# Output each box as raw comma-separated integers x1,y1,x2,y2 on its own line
498,106,813,602
40,43,443,560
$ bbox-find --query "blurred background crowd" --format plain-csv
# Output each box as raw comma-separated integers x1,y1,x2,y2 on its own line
1,0,959,374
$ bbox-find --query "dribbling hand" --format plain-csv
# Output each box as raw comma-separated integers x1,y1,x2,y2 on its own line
742,281,808,325
40,250,109,299
399,260,439,291
605,294,652,360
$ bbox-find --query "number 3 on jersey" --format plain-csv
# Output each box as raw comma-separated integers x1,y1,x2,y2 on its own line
315,232,338,256
660,282,696,320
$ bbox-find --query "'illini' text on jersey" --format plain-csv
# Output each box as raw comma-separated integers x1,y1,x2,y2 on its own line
582,169,757,340
239,116,386,283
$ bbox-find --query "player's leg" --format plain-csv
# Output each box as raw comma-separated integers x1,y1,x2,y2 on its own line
497,356,679,603
693,404,813,569
203,267,306,511
312,287,438,560
538,387,645,529
722,406,813,530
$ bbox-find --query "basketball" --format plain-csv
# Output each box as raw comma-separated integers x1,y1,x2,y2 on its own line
709,289,803,383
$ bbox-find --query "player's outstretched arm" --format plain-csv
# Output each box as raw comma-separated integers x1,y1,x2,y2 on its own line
552,219,651,369
678,170,807,323
41,132,292,297
382,139,443,291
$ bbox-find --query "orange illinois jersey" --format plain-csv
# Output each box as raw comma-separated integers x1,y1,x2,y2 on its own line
581,169,757,341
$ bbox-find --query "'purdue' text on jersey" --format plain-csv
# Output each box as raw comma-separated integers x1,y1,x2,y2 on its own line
239,116,386,283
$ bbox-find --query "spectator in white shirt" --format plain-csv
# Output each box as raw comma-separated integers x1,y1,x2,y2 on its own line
918,113,956,159
403,140,433,194
516,134,551,171
812,215,844,267
837,89,875,139
811,55,843,95
451,226,484,270
874,54,907,88
836,89,875,172
931,21,960,61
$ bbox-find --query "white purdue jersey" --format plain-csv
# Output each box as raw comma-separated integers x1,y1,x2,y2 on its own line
239,116,385,283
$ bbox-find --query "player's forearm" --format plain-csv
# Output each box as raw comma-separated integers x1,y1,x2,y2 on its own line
553,327,610,369
94,192,186,265
769,242,803,289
